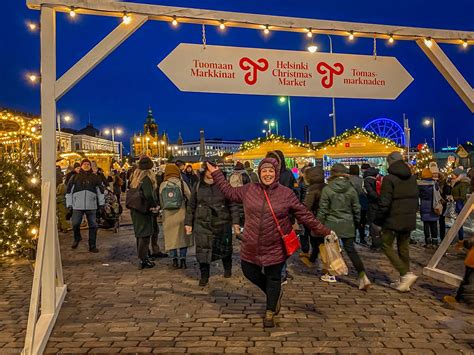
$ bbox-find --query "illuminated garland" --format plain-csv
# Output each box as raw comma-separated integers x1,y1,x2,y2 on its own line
314,127,401,151
0,154,40,258
239,128,400,153
0,110,41,141
239,134,314,152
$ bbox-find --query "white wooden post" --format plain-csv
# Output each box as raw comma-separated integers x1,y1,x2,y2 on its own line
423,194,474,287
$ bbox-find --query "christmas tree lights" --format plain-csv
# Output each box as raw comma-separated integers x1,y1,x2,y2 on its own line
415,143,435,174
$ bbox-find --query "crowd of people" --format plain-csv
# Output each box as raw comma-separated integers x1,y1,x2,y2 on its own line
55,151,474,326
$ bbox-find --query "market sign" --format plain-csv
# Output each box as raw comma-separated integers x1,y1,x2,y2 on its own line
158,44,414,100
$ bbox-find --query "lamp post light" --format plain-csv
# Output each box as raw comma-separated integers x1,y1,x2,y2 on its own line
278,96,293,138
57,113,72,152
104,127,123,160
423,117,436,152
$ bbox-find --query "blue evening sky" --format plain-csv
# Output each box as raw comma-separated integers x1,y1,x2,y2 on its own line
2,0,473,153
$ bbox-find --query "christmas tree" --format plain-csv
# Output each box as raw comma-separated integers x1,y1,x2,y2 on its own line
415,143,435,174
0,154,41,257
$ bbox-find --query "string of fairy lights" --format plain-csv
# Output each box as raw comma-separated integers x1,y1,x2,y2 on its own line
239,127,402,153
24,5,472,83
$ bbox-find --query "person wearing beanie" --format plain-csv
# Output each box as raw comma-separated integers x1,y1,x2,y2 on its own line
348,165,369,246
129,156,159,269
66,157,105,252
65,162,81,185
375,152,419,292
185,161,240,286
160,164,193,269
451,167,471,242
244,161,259,183
206,158,331,328
418,168,440,247
317,164,371,290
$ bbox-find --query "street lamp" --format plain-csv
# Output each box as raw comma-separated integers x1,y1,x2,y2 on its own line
423,118,436,152
103,127,123,160
279,96,293,138
57,113,72,152
326,34,337,137
270,120,279,135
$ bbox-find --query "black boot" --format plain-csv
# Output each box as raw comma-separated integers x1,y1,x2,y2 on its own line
146,258,156,267
179,258,187,269
199,263,210,286
224,268,232,278
171,258,179,269
138,259,155,270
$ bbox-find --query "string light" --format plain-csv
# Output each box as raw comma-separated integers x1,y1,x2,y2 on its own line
462,39,468,48
219,20,226,30
122,12,131,25
69,7,76,18
171,16,178,26
424,37,433,48
388,34,394,44
348,31,355,40
306,28,313,38
263,25,270,35
27,21,38,31
27,74,39,83
307,45,318,53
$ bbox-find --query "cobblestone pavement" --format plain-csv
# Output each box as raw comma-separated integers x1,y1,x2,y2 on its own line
1,213,473,354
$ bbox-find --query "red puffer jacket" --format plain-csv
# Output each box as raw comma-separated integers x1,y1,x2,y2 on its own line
212,158,331,266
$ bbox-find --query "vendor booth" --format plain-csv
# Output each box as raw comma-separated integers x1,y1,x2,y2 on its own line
313,128,403,175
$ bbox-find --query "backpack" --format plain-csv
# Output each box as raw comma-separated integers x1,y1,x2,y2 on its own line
432,183,444,216
375,176,384,196
125,183,149,214
160,180,184,210
229,172,244,187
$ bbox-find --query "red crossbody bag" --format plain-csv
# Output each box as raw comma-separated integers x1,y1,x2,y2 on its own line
263,190,301,256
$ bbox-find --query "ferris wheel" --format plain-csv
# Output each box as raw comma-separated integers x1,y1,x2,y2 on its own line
364,118,405,146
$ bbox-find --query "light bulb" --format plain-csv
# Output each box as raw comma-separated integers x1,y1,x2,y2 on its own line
263,25,269,35
28,74,38,83
388,35,394,44
424,38,432,48
306,29,313,38
122,13,131,25
462,40,468,48
307,45,318,53
219,20,225,30
171,16,178,26
69,7,76,17
349,31,354,40
27,21,38,31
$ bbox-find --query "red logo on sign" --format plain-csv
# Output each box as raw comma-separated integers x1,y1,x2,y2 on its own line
239,57,269,85
316,62,344,88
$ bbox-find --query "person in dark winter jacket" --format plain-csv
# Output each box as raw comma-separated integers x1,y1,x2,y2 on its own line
185,162,241,286
175,160,191,188
376,151,419,292
66,158,105,252
363,167,381,248
244,161,259,183
451,168,470,241
184,165,199,189
300,166,326,267
129,156,159,269
348,165,368,245
418,168,440,246
318,164,371,290
65,162,80,185
207,158,331,328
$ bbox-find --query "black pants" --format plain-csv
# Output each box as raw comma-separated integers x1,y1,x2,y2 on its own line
136,237,151,260
309,237,325,263
241,260,284,312
439,215,446,241
150,216,161,254
357,210,367,242
200,254,232,279
456,266,473,304
341,238,365,274
423,221,438,244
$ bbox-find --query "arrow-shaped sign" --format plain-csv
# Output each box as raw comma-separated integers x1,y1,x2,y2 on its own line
158,43,413,100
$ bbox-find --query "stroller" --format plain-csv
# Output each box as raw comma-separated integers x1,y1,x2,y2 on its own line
97,188,122,233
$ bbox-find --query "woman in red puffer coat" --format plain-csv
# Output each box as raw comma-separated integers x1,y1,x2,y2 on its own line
207,158,331,328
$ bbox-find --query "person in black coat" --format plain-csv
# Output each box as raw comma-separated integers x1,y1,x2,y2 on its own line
376,152,419,292
185,163,241,286
418,168,440,247
363,167,381,248
266,150,296,191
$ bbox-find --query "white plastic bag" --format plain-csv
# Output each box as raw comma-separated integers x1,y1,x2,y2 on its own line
324,232,348,276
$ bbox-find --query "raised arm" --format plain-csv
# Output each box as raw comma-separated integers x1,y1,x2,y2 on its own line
289,191,331,236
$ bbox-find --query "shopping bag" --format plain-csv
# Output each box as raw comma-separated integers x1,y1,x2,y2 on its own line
324,232,348,276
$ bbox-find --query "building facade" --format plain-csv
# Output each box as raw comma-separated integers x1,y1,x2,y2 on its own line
131,107,169,159
172,130,243,158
